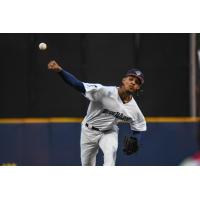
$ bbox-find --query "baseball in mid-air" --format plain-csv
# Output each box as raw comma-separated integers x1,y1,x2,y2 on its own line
38,42,47,50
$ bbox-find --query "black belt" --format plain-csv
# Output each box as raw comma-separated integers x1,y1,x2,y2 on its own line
85,123,100,131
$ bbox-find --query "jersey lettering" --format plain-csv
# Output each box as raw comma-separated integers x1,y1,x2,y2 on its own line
103,109,131,122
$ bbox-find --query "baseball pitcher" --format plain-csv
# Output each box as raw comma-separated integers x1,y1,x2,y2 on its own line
48,60,147,166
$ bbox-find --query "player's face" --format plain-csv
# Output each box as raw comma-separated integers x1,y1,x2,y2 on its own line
122,75,141,93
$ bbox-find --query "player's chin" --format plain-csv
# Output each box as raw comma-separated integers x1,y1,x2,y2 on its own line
129,87,137,93
127,88,136,94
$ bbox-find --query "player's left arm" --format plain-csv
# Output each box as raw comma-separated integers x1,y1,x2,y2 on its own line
129,116,147,151
132,130,143,143
123,130,144,155
129,130,143,153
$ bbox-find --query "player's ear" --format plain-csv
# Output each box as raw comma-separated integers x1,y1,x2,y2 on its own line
121,77,126,84
136,84,141,90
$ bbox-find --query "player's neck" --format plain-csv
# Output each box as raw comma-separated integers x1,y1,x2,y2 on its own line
118,87,132,104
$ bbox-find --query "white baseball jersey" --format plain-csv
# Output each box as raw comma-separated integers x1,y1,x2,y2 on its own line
82,83,147,132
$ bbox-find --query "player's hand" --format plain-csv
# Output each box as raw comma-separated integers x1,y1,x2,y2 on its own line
48,60,63,72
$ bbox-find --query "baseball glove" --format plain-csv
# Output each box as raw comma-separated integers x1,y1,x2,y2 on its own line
123,136,139,155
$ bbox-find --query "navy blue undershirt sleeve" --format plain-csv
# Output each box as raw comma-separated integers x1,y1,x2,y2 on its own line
58,69,85,94
132,130,142,143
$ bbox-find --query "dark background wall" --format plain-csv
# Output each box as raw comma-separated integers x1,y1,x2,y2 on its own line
0,33,190,118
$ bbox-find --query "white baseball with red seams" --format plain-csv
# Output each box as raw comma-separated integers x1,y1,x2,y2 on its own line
39,42,47,50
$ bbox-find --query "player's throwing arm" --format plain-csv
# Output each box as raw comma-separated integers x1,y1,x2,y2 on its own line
47,60,146,166
48,60,85,93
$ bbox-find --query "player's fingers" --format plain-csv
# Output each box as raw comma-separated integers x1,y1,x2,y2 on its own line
48,61,55,68
50,60,56,65
48,65,54,70
48,60,54,65
47,63,52,69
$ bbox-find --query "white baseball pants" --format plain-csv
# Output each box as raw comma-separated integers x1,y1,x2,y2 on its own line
80,125,118,166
